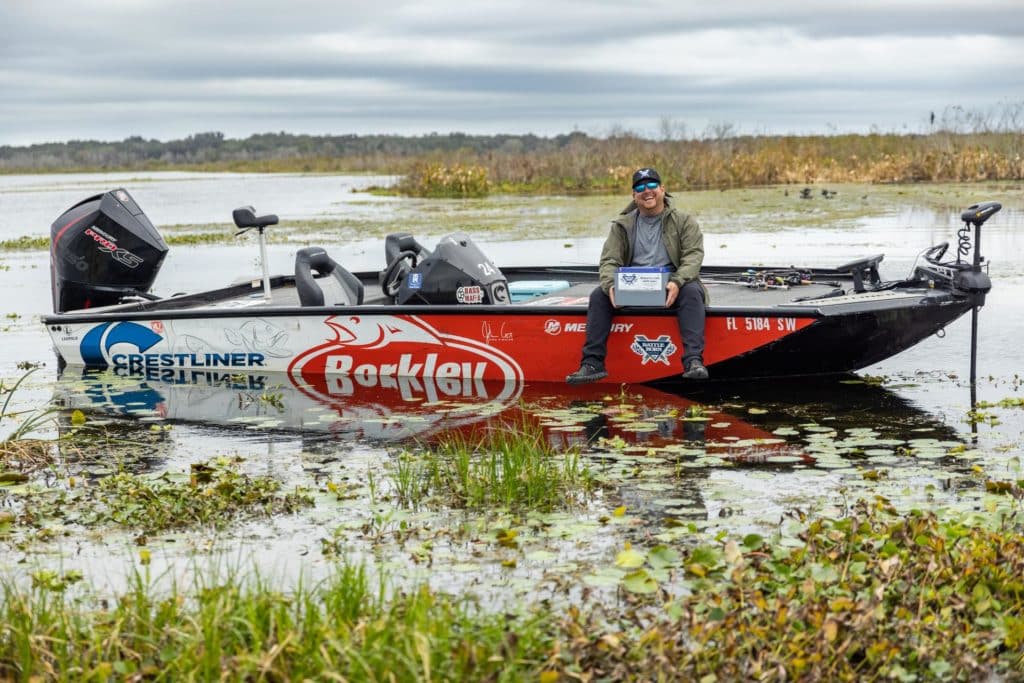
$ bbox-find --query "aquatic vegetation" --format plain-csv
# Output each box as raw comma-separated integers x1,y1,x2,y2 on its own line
397,162,490,198
164,232,234,246
552,501,1024,680
4,500,1024,680
390,421,598,511
13,457,313,536
0,235,49,251
0,370,56,473
978,397,1024,409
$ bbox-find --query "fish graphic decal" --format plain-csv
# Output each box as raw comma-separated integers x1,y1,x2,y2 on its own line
225,320,291,357
322,315,442,350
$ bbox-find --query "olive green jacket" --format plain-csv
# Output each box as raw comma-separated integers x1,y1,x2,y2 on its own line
598,196,704,294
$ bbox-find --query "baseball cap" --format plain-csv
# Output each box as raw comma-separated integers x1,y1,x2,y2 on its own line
631,168,661,188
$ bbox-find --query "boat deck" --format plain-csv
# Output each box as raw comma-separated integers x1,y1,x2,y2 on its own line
45,263,864,321
201,276,848,311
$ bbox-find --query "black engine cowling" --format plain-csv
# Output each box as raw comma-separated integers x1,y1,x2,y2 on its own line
50,188,168,313
395,232,509,305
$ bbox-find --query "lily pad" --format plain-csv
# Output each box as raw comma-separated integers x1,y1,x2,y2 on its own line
622,569,659,594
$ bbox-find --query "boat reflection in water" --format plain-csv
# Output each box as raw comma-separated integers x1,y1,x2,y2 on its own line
52,369,968,529
52,367,795,456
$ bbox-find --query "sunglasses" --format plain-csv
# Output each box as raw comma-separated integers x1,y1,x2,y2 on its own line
633,181,660,192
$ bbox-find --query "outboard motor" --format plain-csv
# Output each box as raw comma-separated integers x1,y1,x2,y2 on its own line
50,188,168,313
386,232,510,305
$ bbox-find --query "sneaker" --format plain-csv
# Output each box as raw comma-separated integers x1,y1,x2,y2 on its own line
681,358,709,380
566,363,608,385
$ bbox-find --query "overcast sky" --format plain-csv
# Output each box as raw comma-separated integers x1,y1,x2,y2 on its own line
1,0,1022,145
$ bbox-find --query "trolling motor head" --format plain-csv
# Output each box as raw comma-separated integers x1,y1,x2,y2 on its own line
961,201,1002,230
911,201,999,299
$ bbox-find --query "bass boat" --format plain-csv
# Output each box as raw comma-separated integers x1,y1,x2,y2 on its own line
43,189,999,386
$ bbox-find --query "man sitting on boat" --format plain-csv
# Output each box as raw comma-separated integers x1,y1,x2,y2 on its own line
566,167,708,383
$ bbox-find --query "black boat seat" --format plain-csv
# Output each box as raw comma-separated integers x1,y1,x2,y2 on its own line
837,254,883,293
294,247,364,306
232,206,279,230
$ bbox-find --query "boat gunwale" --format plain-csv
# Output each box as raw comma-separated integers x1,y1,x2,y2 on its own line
42,294,963,326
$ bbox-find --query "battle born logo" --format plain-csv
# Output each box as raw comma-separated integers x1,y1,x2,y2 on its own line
630,334,677,365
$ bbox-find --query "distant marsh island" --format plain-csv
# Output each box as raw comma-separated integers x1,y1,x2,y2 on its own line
4,105,1023,197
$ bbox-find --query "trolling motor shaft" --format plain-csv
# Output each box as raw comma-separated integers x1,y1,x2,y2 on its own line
957,201,1001,393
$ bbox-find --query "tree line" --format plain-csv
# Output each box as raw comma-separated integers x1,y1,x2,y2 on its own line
2,105,1022,192
0,131,592,172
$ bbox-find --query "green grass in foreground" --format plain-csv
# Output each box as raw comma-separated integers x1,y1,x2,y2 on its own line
4,500,1024,680
0,562,553,682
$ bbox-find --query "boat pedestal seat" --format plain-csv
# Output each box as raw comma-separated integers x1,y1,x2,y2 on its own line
295,247,364,306
837,254,884,293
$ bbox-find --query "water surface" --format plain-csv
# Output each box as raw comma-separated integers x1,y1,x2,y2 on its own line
2,172,1022,599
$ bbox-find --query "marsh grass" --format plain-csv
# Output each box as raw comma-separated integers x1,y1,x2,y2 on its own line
480,131,1024,194
12,128,1021,195
397,161,490,198
392,421,597,511
5,501,1024,680
1,370,56,473
0,562,554,681
0,232,235,252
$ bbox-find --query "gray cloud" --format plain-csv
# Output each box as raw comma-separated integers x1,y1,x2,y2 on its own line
1,0,1021,144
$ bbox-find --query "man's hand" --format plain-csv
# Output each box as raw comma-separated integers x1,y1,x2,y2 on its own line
665,281,680,307
610,287,618,308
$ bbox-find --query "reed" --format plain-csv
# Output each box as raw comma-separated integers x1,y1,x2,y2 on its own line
480,131,1024,194
396,161,490,198
1,370,56,473
391,420,597,511
0,562,554,681
9,128,1022,195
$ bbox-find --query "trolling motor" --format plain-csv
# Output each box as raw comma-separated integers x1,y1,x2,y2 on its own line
912,201,1000,394
910,201,998,301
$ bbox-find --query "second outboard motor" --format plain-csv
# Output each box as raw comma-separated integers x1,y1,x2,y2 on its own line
50,188,168,313
394,232,510,305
